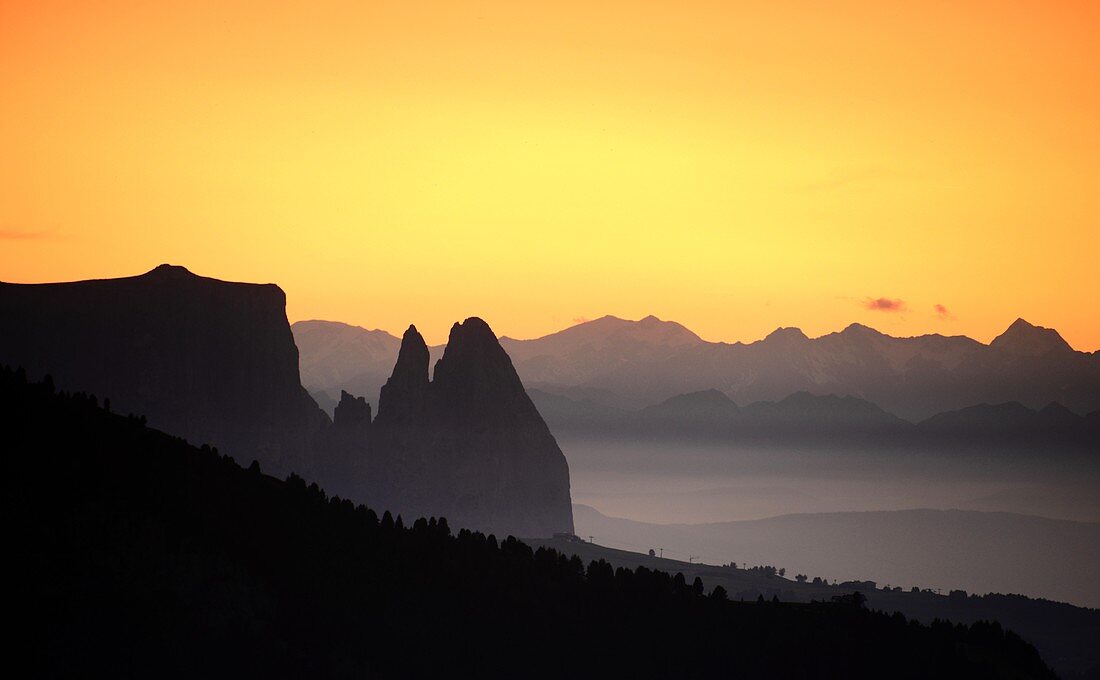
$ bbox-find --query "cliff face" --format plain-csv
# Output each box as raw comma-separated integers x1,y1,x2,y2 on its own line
371,318,574,538
0,264,328,475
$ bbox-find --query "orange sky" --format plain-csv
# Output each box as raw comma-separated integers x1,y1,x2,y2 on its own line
2,1,1098,348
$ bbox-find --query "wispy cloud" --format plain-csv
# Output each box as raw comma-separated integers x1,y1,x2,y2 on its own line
864,297,906,312
934,304,955,320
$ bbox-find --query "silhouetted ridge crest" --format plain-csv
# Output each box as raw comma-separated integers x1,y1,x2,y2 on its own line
371,316,574,537
764,327,809,343
990,318,1072,356
0,264,325,476
145,263,194,279
299,311,1100,419
333,389,371,429
375,324,429,426
432,317,540,425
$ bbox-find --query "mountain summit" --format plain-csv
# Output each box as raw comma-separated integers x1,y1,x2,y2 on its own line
371,318,574,537
503,314,704,350
990,318,1073,356
375,325,431,426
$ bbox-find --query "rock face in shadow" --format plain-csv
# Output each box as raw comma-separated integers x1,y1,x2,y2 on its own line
370,318,574,537
375,325,430,427
333,390,372,431
0,264,328,475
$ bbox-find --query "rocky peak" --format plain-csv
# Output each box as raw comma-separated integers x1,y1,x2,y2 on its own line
764,327,809,345
644,389,739,421
145,263,195,279
333,390,372,429
841,322,885,338
990,318,1073,356
375,325,430,425
431,317,533,423
371,316,574,537
1037,401,1080,427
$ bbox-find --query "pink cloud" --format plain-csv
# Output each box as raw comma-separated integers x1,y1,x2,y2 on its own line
864,297,906,312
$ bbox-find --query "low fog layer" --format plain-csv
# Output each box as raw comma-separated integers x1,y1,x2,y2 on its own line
562,435,1100,524
560,435,1100,608
571,504,1100,609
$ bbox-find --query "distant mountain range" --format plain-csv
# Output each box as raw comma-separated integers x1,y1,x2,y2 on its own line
294,315,1100,452
0,266,572,537
527,388,1100,455
293,319,405,414
499,315,1100,419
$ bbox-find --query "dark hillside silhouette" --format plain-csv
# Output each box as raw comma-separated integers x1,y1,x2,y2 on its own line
527,535,1100,678
1,366,1056,679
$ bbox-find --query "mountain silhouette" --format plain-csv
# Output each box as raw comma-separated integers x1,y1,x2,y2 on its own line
529,388,1099,455
367,319,574,538
989,318,1075,356
640,389,741,424
0,264,328,475
916,400,1100,449
528,389,911,445
375,324,432,426
295,315,1100,420
0,267,574,538
293,319,404,412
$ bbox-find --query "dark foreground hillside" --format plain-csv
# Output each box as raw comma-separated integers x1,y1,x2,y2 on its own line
2,367,1055,679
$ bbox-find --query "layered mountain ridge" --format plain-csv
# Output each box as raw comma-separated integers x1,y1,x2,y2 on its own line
528,388,1100,455
295,314,1100,420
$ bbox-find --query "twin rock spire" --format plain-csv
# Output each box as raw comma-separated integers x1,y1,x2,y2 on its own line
334,317,574,538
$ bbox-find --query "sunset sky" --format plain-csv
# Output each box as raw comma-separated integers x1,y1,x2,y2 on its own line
2,1,1098,348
